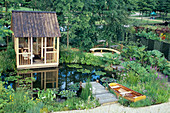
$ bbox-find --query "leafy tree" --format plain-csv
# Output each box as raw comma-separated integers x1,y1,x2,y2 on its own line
156,0,170,16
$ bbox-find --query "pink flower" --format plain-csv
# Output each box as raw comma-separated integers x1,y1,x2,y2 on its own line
150,66,152,69
130,57,133,61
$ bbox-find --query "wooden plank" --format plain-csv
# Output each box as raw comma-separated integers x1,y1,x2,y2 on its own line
18,52,31,55
22,13,29,37
18,69,59,74
46,51,57,53
16,13,22,37
36,37,38,54
28,37,30,52
57,37,59,65
31,37,33,65
43,47,53,48
26,12,32,37
53,37,55,50
46,13,52,37
41,37,43,59
16,38,19,67
31,13,37,37
45,37,47,64
49,14,54,36
42,13,48,37
51,14,57,37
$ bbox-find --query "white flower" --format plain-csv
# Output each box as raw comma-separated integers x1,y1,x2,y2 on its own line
42,96,46,99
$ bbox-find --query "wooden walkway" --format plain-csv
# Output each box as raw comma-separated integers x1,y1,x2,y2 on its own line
82,82,118,105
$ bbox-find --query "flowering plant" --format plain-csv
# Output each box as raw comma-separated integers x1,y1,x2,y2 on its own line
160,33,166,40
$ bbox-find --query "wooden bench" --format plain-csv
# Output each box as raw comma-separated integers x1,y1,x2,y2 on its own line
90,48,121,54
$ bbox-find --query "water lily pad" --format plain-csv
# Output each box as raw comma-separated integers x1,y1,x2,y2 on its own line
94,71,106,76
77,69,91,73
67,64,83,68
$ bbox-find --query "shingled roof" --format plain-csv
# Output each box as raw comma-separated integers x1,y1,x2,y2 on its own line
11,10,61,37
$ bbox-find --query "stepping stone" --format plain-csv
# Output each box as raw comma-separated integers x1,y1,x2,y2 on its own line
98,97,118,104
95,93,115,99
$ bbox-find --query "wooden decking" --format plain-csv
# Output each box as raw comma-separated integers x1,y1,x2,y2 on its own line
17,63,59,69
82,82,118,105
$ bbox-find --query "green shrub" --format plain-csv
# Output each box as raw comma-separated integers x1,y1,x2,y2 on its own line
38,89,58,104
0,81,14,113
3,89,39,113
0,42,16,72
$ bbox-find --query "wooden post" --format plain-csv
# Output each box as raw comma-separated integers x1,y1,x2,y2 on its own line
41,37,43,60
53,37,55,62
53,37,55,49
31,37,33,65
45,37,47,64
28,37,30,52
36,38,38,54
16,38,19,67
57,37,59,65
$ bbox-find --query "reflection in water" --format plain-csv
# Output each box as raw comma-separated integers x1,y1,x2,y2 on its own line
17,64,112,91
17,68,59,90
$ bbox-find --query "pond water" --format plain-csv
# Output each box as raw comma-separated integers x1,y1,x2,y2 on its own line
9,64,115,91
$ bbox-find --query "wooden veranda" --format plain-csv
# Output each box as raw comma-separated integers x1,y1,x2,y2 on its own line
11,11,61,69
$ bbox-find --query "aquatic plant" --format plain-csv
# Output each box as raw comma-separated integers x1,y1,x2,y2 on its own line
80,78,92,101
67,64,83,69
94,71,106,76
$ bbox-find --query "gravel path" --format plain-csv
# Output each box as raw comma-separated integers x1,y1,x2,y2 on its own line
54,102,170,113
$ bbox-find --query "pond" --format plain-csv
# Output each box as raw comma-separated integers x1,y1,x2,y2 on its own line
4,64,116,91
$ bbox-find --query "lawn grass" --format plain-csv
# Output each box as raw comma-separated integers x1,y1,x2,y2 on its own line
130,18,162,25
130,12,170,21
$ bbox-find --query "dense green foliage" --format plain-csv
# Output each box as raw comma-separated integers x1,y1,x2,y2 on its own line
60,46,121,71
136,31,161,41
121,45,169,76
0,42,16,72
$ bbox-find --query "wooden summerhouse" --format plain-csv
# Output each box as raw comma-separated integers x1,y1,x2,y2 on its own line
11,11,61,69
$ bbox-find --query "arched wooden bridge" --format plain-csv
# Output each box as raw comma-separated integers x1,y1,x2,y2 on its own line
90,48,121,54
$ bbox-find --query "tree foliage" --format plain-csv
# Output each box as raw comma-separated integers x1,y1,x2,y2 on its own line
27,0,130,50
